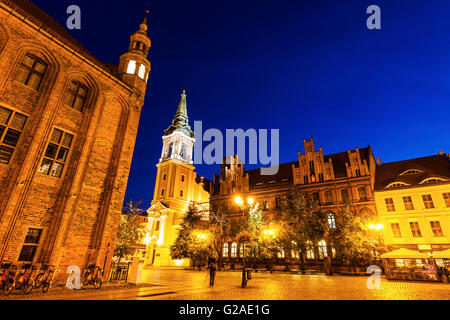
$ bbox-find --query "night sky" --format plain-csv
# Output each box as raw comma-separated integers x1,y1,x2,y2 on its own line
33,0,450,208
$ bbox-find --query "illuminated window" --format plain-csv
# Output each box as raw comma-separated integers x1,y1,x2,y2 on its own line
138,64,146,79
358,187,367,200
15,54,47,90
180,144,187,160
385,198,395,212
231,242,237,258
18,228,42,262
391,223,402,238
277,249,285,259
403,196,414,210
422,194,434,209
239,244,244,258
400,169,421,176
64,81,88,112
126,60,136,74
291,250,300,260
327,213,336,229
443,193,450,207
430,221,444,237
38,128,73,178
420,178,445,184
306,241,315,259
263,198,269,210
409,222,422,237
0,106,28,165
223,243,229,258
155,220,160,231
318,240,328,259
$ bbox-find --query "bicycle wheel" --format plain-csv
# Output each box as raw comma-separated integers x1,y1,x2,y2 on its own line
93,277,103,289
34,274,43,288
15,273,23,290
4,279,14,296
23,281,33,295
82,273,90,287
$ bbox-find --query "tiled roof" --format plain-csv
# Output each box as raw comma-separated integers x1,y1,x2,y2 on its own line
374,154,450,191
1,0,119,78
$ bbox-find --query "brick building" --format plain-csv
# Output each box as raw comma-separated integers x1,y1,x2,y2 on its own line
210,138,378,264
0,0,150,281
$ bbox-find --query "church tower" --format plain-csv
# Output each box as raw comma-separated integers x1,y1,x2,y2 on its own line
145,90,210,267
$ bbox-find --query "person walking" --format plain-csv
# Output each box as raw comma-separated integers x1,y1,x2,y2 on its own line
208,261,217,286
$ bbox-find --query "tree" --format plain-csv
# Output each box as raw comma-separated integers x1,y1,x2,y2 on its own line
208,204,230,267
329,205,375,271
113,200,146,261
170,204,210,264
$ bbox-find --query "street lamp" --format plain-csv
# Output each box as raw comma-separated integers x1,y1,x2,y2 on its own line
234,195,255,288
368,223,384,264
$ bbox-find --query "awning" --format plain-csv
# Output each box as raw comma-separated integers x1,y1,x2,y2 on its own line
432,249,450,259
380,248,429,259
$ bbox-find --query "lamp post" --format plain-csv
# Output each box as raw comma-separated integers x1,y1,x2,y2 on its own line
234,196,254,288
369,223,384,264
263,228,276,273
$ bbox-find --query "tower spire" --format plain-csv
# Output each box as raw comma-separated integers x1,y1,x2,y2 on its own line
164,89,193,138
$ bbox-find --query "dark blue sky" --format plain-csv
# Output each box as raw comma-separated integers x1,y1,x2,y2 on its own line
35,0,450,208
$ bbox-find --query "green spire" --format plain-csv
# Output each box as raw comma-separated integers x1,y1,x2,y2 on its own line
164,89,194,137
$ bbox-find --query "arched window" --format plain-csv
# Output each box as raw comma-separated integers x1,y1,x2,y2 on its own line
223,243,229,258
327,213,336,229
138,64,146,79
126,60,136,74
64,81,88,112
167,142,173,158
358,186,367,200
306,241,315,259
231,242,237,258
318,240,328,259
181,144,187,160
15,54,48,90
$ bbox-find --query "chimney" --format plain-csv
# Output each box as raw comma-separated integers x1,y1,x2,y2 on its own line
376,158,381,165
438,150,444,155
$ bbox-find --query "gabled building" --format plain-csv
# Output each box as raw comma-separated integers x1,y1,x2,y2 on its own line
145,90,210,267
210,138,378,262
0,0,150,281
374,152,450,253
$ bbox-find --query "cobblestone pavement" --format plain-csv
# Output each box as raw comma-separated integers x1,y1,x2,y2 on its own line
8,268,450,300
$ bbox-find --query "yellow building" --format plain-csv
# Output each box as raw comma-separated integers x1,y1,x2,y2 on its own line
144,90,210,267
374,153,450,254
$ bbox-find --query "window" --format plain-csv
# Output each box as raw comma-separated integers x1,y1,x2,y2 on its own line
263,198,269,210
223,243,229,258
306,241,315,259
340,189,349,203
161,188,165,196
402,196,414,210
163,173,167,181
38,129,73,178
275,197,281,208
15,54,47,90
318,173,324,182
324,191,332,204
0,106,28,164
318,240,328,259
303,176,308,184
231,242,237,258
181,175,185,182
311,193,320,203
126,60,136,74
291,250,300,260
422,194,435,209
64,81,88,112
400,169,421,176
386,182,409,188
180,189,184,197
385,198,395,212
18,228,42,262
430,221,444,237
409,222,422,237
277,249,285,259
309,161,315,171
167,143,173,158
138,64,146,79
358,187,367,200
327,213,336,229
420,178,444,184
355,169,361,177
180,144,187,160
155,220,160,231
391,223,402,238
443,193,450,207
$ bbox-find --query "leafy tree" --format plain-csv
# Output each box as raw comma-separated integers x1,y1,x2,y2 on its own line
113,200,146,261
170,205,210,264
208,204,230,267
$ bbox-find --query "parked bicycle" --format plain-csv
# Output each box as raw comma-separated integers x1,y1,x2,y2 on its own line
82,264,103,289
0,262,16,295
14,263,37,295
34,264,56,293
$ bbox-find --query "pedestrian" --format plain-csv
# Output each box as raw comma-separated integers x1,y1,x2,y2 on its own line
208,261,217,286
